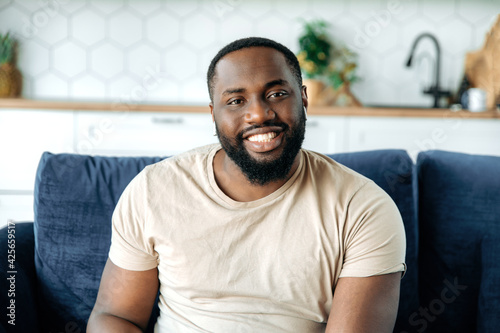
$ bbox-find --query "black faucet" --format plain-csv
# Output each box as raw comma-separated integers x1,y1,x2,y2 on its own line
405,33,451,108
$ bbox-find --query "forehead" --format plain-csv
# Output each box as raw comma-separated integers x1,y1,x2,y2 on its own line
213,47,294,92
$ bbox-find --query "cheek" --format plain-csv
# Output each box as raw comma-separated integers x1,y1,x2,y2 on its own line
216,111,244,132
215,117,237,137
279,107,302,125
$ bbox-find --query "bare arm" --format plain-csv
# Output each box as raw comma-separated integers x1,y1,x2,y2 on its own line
87,259,159,333
325,272,401,333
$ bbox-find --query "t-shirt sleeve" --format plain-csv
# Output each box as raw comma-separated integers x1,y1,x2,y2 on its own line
339,180,406,278
108,169,159,271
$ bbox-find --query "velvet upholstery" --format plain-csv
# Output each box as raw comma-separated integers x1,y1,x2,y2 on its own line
329,150,419,332
27,149,418,332
33,152,164,333
417,150,500,333
7,148,499,332
0,222,38,332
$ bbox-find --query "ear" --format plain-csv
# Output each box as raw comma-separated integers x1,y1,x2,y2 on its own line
301,85,309,109
209,103,215,122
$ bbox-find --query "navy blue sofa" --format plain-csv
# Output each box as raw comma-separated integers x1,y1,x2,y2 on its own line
0,149,498,333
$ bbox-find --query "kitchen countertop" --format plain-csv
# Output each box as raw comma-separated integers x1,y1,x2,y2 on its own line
1,98,499,119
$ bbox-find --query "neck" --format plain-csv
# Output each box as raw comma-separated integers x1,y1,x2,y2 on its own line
212,149,301,202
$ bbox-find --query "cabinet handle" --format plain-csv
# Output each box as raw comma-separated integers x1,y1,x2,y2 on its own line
151,117,184,125
88,125,95,138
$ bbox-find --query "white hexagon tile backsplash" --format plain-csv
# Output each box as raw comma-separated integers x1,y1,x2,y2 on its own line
0,0,498,106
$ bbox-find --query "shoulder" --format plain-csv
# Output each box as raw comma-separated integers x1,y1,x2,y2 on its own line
301,149,372,193
120,144,219,199
301,149,398,214
143,144,219,177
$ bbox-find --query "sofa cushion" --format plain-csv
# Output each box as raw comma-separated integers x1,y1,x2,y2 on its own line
330,149,418,332
33,152,164,332
0,222,39,332
33,149,418,332
417,150,500,332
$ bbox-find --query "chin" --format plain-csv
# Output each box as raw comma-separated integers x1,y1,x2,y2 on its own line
217,112,306,185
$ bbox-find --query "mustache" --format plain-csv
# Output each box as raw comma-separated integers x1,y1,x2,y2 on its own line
237,122,289,141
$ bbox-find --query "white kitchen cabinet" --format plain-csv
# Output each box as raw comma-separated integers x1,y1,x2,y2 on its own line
0,110,74,191
75,111,218,156
347,116,500,161
0,195,34,229
303,116,348,154
75,112,351,157
425,119,500,157
1,106,500,227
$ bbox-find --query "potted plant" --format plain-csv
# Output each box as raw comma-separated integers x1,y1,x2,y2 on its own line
297,20,361,107
0,32,22,98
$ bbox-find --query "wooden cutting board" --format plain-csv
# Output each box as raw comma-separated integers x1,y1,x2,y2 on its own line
465,14,500,110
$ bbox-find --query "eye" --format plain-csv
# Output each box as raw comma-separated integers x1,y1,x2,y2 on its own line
228,98,243,105
269,91,288,99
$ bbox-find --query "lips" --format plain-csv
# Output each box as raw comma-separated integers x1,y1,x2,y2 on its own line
247,132,277,142
242,126,285,153
242,125,284,140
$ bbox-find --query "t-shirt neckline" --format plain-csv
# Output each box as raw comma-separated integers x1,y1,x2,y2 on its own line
206,145,304,209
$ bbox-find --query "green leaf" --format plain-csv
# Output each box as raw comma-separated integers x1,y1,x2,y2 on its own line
0,31,16,64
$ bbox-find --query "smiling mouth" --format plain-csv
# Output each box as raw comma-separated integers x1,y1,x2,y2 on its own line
247,132,277,143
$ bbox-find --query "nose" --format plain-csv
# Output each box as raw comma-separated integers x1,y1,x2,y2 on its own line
244,99,275,124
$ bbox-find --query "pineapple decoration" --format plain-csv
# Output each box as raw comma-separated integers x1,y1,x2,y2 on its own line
296,20,361,107
0,32,22,98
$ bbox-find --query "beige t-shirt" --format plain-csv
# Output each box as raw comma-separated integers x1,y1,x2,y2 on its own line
109,144,406,332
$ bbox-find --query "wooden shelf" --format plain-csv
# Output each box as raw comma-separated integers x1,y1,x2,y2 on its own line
1,98,499,119
0,98,209,113
310,105,500,119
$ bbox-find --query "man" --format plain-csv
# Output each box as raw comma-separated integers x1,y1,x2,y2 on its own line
88,37,406,332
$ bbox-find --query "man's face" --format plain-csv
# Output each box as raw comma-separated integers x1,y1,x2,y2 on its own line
210,47,307,185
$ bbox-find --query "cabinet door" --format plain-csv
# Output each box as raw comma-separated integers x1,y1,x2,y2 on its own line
75,111,218,156
0,195,34,229
0,110,74,191
348,116,500,160
429,118,500,157
303,116,348,154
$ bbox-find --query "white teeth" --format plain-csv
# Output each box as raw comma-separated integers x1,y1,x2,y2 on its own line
247,132,277,143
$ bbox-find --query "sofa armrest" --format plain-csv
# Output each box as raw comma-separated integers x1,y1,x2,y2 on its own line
0,222,39,332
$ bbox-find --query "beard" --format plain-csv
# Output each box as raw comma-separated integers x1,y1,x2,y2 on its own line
216,110,306,186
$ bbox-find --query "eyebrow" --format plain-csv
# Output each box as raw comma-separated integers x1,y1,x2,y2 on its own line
221,79,290,96
222,87,245,96
265,79,289,89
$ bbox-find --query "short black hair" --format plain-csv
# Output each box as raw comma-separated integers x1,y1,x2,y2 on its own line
207,37,303,103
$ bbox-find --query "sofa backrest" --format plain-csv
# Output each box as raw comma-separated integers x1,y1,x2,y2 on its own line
417,150,500,332
34,152,164,332
33,149,418,332
330,150,419,332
